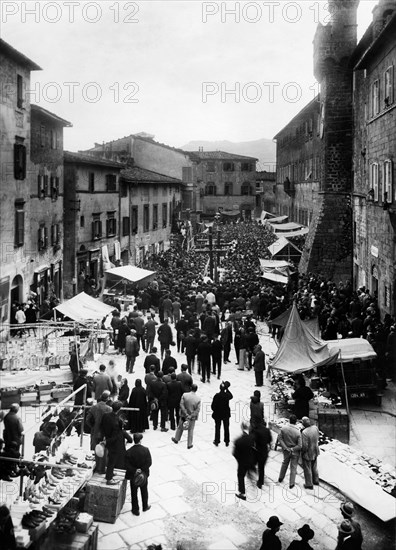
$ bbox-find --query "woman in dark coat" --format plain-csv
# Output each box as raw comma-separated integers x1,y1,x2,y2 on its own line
117,318,131,354
118,378,130,406
292,378,314,419
129,379,149,433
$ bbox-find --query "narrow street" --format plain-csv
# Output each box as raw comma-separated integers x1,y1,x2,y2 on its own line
20,320,395,549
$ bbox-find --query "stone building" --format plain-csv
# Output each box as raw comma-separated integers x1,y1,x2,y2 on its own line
274,0,359,282
30,105,71,303
255,170,276,216
273,97,321,228
0,39,70,330
82,133,194,222
352,0,396,315
119,166,182,265
186,150,257,219
63,152,124,298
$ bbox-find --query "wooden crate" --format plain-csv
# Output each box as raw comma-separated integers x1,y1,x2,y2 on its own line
43,524,98,550
84,469,126,523
318,408,349,444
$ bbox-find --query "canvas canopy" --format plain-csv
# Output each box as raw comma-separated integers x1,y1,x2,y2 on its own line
55,292,114,321
104,266,156,284
268,237,302,258
270,304,339,374
259,259,292,285
326,338,377,363
275,227,309,238
269,221,303,231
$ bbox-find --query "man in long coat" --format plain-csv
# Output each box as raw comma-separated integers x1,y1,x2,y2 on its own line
211,382,233,447
101,401,132,484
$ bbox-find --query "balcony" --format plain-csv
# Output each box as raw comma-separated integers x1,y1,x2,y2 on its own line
283,178,295,197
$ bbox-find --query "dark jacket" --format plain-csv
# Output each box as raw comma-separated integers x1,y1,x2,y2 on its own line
252,424,272,456
167,380,183,407
292,386,314,419
157,323,173,345
259,529,282,550
197,340,212,363
144,354,160,374
253,350,266,371
211,339,223,359
73,375,92,405
147,379,168,406
129,386,149,432
125,443,152,480
3,412,24,449
176,371,193,393
162,356,177,375
211,389,233,420
233,432,256,468
184,335,198,357
101,411,132,468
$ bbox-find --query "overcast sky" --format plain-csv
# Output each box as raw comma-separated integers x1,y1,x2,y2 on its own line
2,0,377,151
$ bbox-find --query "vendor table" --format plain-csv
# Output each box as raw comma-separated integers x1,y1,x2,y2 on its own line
0,367,73,390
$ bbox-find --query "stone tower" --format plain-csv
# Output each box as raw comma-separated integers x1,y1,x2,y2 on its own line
299,0,359,282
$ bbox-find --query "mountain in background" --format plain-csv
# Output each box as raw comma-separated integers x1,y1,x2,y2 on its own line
180,138,276,171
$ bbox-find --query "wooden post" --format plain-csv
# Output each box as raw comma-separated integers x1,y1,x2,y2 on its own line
208,229,213,280
80,385,87,446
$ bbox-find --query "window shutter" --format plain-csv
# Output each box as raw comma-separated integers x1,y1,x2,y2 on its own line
51,224,55,245
15,210,24,246
38,175,42,196
99,221,102,237
44,226,48,248
38,228,42,250
44,175,49,196
92,221,95,240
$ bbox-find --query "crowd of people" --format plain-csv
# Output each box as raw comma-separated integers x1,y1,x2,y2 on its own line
4,219,391,548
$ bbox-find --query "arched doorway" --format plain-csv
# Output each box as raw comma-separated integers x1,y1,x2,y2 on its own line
10,275,23,305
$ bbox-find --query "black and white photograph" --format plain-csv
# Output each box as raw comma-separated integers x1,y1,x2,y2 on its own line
0,0,395,548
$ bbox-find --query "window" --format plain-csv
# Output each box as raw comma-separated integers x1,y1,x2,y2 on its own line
205,182,216,195
40,125,46,147
206,162,215,172
241,182,252,195
106,212,116,236
384,66,394,107
383,160,393,203
89,172,95,193
17,74,23,109
370,163,379,201
15,201,24,247
51,129,57,149
14,142,26,180
162,203,167,228
241,163,252,172
106,174,117,192
122,216,130,236
371,80,380,117
224,182,233,195
80,216,85,228
131,206,138,234
153,204,158,230
92,214,102,240
143,204,150,232
38,175,48,198
152,185,158,196
120,182,127,197
182,166,193,182
51,176,59,200
38,225,48,251
223,162,234,172
51,223,60,246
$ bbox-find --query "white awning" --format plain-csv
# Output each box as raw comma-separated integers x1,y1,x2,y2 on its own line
326,338,377,362
269,221,303,231
55,292,114,321
259,259,291,269
261,272,289,284
104,265,156,283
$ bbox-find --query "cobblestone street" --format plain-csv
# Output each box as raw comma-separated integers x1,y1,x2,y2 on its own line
63,321,395,550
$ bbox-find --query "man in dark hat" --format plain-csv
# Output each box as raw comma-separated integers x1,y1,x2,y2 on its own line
101,401,132,485
125,433,152,516
259,515,283,550
340,502,363,549
211,382,233,447
287,524,315,549
335,519,357,549
233,422,256,501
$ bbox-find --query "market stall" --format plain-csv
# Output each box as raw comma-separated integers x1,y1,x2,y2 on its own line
259,259,293,285
267,236,302,262
101,265,156,310
268,417,396,522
